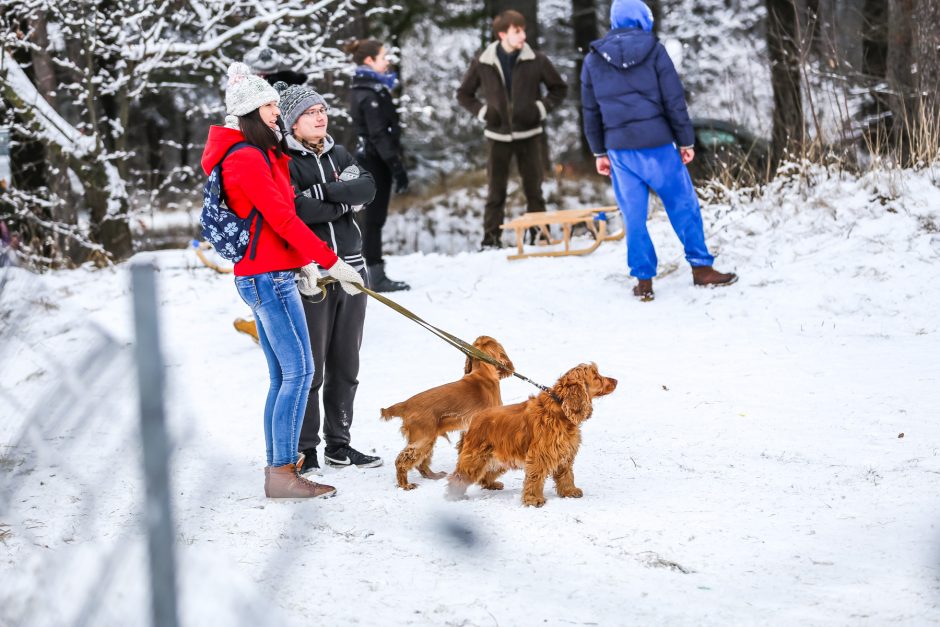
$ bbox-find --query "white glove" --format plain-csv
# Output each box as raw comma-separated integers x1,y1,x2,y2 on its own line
297,263,323,298
339,165,361,181
326,259,364,296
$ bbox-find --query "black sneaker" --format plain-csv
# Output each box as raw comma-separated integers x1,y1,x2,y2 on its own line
324,445,383,469
299,448,321,476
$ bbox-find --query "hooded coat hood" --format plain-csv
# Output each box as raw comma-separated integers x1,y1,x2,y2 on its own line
610,0,654,31
590,28,658,71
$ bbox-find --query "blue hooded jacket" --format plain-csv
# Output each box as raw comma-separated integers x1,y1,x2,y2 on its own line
581,0,694,155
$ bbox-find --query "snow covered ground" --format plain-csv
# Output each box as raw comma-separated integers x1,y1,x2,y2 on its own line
2,166,940,625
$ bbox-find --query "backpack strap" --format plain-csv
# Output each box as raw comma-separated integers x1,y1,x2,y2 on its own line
219,142,274,262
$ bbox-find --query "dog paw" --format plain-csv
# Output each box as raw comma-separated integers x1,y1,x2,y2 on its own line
522,496,546,507
481,481,504,490
560,488,583,498
400,482,418,491
426,471,447,480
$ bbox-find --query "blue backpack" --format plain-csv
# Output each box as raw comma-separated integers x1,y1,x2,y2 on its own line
200,142,272,263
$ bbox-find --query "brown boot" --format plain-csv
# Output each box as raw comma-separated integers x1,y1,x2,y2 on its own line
632,279,654,302
692,266,738,287
233,317,259,344
265,454,336,499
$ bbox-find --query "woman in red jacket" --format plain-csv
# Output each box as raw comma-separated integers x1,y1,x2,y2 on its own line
201,62,364,499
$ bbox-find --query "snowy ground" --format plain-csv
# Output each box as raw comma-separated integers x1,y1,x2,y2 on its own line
2,166,940,625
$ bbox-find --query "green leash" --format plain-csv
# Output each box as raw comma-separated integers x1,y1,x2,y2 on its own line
314,277,558,400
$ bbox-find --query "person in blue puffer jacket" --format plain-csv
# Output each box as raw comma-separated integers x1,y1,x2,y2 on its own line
581,0,737,301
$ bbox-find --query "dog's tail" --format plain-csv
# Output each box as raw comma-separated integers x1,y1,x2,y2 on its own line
379,404,401,421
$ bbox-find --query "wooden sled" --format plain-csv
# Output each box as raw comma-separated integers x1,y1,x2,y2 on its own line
499,206,623,260
192,240,234,274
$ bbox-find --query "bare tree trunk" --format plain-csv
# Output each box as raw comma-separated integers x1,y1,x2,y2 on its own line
912,0,940,107
887,0,915,160
862,0,888,77
75,5,132,261
573,0,598,162
29,15,73,222
765,0,806,171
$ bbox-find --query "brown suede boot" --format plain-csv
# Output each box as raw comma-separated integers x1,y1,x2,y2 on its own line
633,279,654,302
692,266,738,287
233,317,259,344
265,454,336,499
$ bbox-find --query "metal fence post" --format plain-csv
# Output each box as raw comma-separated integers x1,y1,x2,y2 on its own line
131,263,179,627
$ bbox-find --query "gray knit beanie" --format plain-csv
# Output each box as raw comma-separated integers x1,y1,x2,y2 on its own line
225,62,280,116
277,84,327,133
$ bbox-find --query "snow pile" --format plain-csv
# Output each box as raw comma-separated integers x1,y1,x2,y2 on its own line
1,167,939,625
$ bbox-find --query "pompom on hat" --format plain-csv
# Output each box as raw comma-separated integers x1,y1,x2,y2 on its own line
243,46,287,74
225,62,280,117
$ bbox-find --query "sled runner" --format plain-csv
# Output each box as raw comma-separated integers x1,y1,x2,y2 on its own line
192,240,234,274
499,207,623,260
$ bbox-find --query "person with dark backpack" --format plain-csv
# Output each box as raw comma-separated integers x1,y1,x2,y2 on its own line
200,62,365,499
347,39,410,292
275,82,382,474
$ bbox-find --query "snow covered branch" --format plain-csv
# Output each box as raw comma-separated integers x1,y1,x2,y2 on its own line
1,51,96,157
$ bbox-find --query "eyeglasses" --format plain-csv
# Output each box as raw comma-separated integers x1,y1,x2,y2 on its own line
301,106,329,117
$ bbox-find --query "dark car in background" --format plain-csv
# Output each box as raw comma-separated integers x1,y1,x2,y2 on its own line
687,118,770,186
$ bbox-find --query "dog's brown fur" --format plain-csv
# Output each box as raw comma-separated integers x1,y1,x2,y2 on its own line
380,336,513,490
447,363,617,507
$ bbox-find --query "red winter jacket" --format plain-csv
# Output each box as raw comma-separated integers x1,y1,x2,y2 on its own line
200,126,339,276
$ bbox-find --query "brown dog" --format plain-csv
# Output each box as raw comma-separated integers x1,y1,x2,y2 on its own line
380,336,514,490
447,363,617,507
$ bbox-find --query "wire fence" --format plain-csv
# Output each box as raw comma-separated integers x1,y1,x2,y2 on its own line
0,258,148,625
0,256,211,626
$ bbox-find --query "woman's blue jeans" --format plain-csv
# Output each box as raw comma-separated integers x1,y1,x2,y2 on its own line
235,270,314,467
609,144,715,279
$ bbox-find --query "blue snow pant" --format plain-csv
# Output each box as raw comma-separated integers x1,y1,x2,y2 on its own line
609,144,714,279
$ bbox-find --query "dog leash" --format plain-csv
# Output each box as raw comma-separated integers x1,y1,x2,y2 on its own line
315,277,559,401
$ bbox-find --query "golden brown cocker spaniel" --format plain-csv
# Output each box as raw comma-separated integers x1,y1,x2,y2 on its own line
447,363,617,507
380,336,513,490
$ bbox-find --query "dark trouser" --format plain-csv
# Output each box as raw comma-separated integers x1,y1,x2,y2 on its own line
357,154,391,266
298,270,368,452
483,135,546,244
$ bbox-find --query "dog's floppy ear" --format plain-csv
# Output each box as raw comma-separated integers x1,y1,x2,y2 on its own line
557,366,593,423
466,336,488,374
484,338,514,379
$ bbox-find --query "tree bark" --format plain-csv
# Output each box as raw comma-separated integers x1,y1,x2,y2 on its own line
573,0,599,162
911,0,940,107
862,0,888,78
765,0,806,171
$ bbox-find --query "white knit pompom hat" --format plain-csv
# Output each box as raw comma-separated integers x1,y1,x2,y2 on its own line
225,62,280,116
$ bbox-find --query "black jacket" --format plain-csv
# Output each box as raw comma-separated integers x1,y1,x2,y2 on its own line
350,71,404,173
286,134,376,270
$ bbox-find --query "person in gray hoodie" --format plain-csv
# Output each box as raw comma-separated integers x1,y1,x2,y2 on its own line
277,83,382,474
